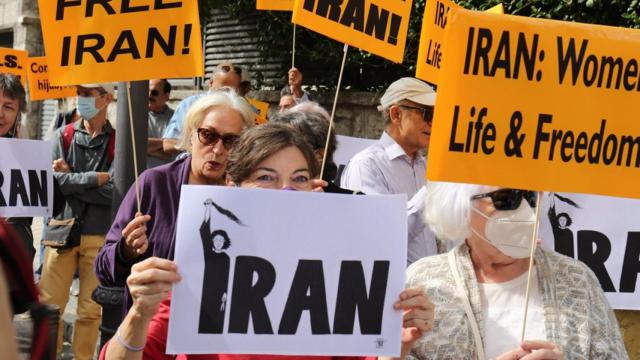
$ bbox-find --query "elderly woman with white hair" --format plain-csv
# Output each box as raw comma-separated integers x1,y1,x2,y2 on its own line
95,90,255,289
405,183,627,359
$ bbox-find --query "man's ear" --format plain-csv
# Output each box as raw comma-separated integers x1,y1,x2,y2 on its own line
389,105,402,124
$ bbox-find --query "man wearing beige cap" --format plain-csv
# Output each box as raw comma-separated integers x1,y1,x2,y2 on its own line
39,82,115,359
341,77,437,264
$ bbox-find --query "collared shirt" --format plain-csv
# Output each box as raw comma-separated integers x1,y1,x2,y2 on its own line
162,93,207,139
148,105,175,168
341,132,436,264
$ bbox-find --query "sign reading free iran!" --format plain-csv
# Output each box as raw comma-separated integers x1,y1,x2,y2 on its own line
38,0,204,85
292,0,413,63
427,9,640,199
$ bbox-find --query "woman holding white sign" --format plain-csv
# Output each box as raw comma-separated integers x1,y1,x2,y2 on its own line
405,183,627,359
101,123,434,360
95,90,255,291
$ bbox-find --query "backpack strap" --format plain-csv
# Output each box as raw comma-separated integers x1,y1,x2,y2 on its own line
62,122,116,165
107,129,116,164
61,123,75,158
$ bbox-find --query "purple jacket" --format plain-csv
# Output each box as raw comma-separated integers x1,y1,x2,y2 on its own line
94,156,191,287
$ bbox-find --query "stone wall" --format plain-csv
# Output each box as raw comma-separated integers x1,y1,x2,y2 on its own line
168,89,386,140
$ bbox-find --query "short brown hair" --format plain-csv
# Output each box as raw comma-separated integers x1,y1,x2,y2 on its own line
0,74,26,112
226,123,319,184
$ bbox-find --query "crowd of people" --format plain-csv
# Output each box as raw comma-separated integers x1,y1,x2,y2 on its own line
0,57,629,360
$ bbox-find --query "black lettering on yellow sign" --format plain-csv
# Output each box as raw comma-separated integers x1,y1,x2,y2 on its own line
302,0,403,45
55,0,183,21
463,27,544,82
59,24,192,66
0,54,22,70
557,37,640,92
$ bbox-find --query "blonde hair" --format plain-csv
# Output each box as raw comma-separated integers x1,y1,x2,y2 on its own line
177,89,255,152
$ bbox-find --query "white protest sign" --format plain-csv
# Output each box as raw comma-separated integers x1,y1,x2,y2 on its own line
333,135,376,184
168,186,407,356
0,138,53,217
539,193,640,310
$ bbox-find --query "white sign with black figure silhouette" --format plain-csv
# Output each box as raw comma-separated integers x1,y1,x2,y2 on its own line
0,138,53,217
168,186,407,356
540,192,640,310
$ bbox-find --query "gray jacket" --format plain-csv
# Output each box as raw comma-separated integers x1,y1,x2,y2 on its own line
51,120,114,235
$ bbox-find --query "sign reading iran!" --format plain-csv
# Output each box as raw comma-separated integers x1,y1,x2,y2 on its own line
27,57,76,101
292,0,413,63
0,48,28,85
37,0,204,85
427,8,640,199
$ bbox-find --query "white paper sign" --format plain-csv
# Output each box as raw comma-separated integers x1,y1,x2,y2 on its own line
0,138,53,217
333,135,376,183
539,193,640,310
168,186,407,356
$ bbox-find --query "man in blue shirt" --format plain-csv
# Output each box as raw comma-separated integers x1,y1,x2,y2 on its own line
341,78,438,264
161,63,250,152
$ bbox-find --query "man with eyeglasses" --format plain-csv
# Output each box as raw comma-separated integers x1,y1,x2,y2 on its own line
341,77,438,264
161,62,250,153
147,78,175,168
39,83,116,359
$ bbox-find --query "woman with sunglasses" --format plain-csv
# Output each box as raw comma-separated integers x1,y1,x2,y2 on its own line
100,123,433,360
402,183,627,359
95,90,255,295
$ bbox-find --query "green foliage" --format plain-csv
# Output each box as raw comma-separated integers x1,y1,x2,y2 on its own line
199,0,639,91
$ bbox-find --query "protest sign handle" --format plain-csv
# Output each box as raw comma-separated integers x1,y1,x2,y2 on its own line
319,44,349,180
521,191,542,341
126,82,142,213
292,24,296,68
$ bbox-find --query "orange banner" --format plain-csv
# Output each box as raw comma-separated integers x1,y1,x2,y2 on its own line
37,0,204,85
292,0,413,63
0,47,28,85
427,8,640,199
27,57,76,101
257,0,294,11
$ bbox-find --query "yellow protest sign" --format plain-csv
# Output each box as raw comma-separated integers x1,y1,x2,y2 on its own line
27,57,76,101
415,0,460,84
257,0,294,11
292,0,413,63
427,8,640,199
0,48,28,85
416,1,504,85
247,98,270,124
37,0,204,86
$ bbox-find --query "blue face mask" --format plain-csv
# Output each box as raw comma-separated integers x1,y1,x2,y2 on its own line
76,96,101,120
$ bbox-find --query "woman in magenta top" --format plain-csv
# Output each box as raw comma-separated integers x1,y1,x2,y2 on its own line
101,124,434,360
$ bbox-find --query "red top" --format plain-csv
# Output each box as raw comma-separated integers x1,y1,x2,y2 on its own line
99,296,373,360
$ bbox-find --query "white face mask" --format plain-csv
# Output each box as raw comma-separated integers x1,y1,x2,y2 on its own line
471,201,537,258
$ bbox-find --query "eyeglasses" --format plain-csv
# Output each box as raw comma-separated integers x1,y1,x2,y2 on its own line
471,189,537,210
399,105,434,125
150,89,160,97
196,128,240,149
218,65,242,76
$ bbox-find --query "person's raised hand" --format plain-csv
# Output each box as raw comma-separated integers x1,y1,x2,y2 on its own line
310,179,328,192
394,287,435,358
121,212,152,260
127,257,181,319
